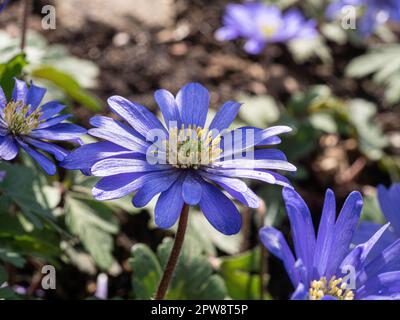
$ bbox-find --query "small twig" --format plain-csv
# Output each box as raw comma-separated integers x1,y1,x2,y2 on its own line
20,0,32,52
257,199,268,300
240,208,252,253
154,204,190,300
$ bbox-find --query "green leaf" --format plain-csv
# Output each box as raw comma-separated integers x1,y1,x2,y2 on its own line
32,66,102,111
64,196,119,270
130,236,226,300
129,244,162,300
238,95,280,127
0,54,27,99
220,249,264,300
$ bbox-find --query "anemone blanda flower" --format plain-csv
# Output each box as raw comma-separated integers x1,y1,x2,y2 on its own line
260,187,400,300
353,183,400,255
62,82,296,235
215,2,318,55
0,79,86,175
327,0,400,36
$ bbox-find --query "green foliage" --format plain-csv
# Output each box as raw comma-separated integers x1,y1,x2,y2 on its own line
220,249,267,300
0,54,27,98
130,236,227,300
346,45,400,104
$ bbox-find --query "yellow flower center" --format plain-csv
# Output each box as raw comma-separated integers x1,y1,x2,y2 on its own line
261,24,277,38
163,125,222,169
309,276,354,300
4,101,43,135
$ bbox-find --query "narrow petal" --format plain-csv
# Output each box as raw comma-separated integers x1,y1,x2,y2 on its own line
61,142,134,170
107,96,167,138
26,82,46,110
283,187,316,284
0,86,7,109
325,191,363,278
23,137,68,161
132,171,180,207
181,174,202,205
30,123,86,142
39,101,66,121
357,271,400,299
17,139,56,175
38,115,72,129
0,135,19,160
199,180,242,235
244,38,265,55
377,184,400,233
209,101,241,132
313,189,336,279
202,167,277,185
211,159,296,171
260,227,299,287
176,83,209,128
290,283,308,300
12,79,28,103
155,177,184,229
154,89,181,127
91,158,170,177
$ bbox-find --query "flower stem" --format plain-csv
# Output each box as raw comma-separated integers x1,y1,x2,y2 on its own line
154,204,190,300
20,0,32,52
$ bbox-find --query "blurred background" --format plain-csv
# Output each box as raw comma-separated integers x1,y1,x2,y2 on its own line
0,0,399,300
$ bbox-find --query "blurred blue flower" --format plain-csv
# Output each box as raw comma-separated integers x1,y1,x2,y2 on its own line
0,0,10,13
353,183,400,257
327,0,400,36
215,2,318,55
0,79,86,175
260,187,400,300
62,82,296,235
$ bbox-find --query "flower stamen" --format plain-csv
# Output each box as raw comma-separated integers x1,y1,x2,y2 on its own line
4,101,43,135
309,276,354,300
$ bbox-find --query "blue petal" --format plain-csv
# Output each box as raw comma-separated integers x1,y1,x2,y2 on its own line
26,82,46,110
132,171,180,207
154,89,182,128
38,115,72,129
0,135,19,160
176,83,209,128
325,191,363,278
203,167,277,185
181,174,202,205
89,115,149,152
244,38,266,55
107,96,167,138
378,184,400,234
61,142,134,170
254,149,288,161
357,271,400,299
23,137,68,161
155,177,185,229
283,187,316,284
211,158,296,171
91,158,170,177
12,79,28,103
290,283,308,300
16,139,56,175
39,101,66,120
0,86,7,109
93,173,147,201
30,123,86,141
259,227,299,287
209,101,241,133
199,180,241,235
313,189,336,279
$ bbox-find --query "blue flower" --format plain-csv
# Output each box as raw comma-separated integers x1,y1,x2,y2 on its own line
0,79,87,175
327,0,400,36
260,187,400,300
353,183,400,257
215,2,318,55
0,0,10,13
62,83,296,235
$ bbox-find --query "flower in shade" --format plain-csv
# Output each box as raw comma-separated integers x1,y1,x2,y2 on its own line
0,0,9,13
215,2,318,55
327,0,400,36
260,187,400,300
353,183,400,257
62,82,296,235
0,79,86,174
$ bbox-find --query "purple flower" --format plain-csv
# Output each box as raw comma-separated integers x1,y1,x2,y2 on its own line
353,183,400,257
0,79,86,175
215,3,318,55
0,0,10,13
62,83,296,235
260,188,400,300
327,0,400,36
